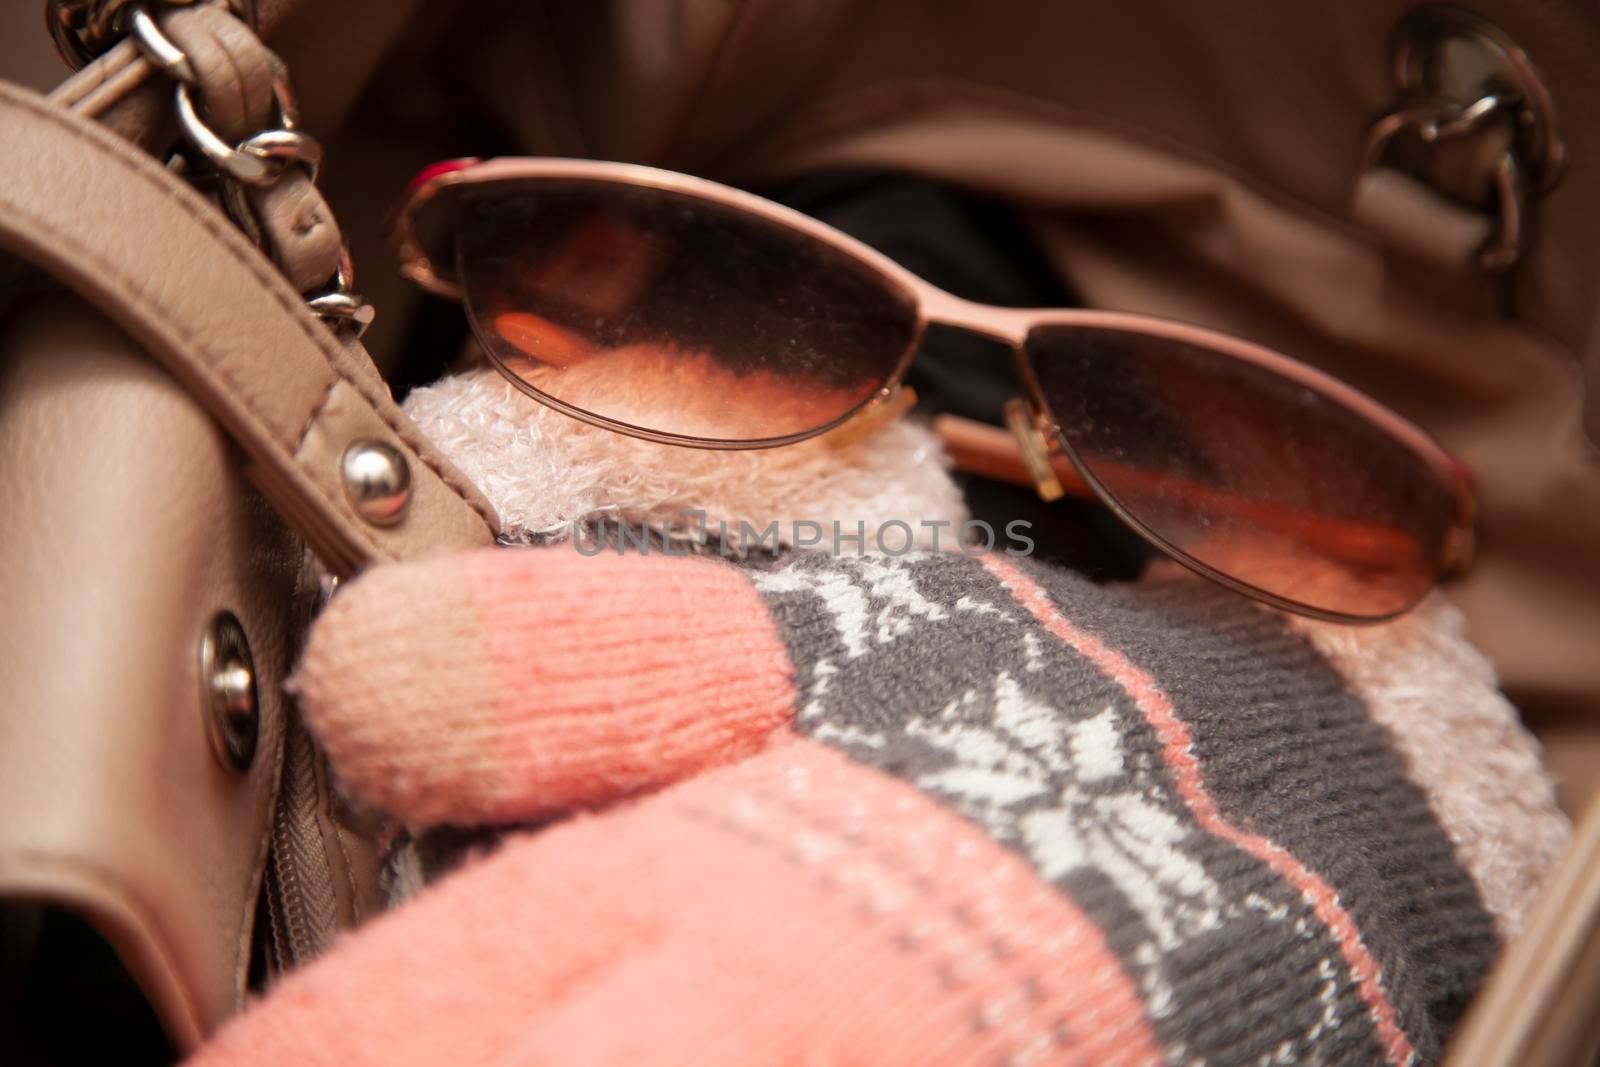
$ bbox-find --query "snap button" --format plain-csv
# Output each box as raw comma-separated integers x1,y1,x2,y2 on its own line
200,611,259,773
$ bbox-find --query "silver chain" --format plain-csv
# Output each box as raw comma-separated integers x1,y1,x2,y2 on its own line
1360,93,1527,273
1363,5,1566,274
47,0,252,71
45,0,373,336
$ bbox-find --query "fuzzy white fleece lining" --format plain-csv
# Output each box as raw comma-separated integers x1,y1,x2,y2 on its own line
402,367,969,548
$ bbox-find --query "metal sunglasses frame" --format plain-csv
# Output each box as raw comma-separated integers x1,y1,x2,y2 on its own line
388,156,1476,623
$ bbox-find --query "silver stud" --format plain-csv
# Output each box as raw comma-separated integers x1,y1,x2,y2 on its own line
341,439,411,525
200,612,259,773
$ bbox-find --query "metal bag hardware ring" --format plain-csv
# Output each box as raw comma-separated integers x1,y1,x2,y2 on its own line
1389,4,1564,193
1360,93,1506,173
1360,5,1564,271
174,79,322,187
1360,92,1527,271
126,3,322,186
127,3,194,82
46,0,256,70
306,254,376,338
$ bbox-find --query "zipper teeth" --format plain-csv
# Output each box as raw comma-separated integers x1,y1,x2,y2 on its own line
259,851,286,977
262,713,340,976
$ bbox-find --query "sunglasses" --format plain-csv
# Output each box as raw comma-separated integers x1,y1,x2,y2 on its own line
389,157,1475,623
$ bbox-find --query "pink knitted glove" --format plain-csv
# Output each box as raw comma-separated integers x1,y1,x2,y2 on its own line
188,548,1520,1066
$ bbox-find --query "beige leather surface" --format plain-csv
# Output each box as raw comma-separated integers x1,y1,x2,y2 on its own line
46,36,168,150
0,81,498,577
0,292,300,1048
246,171,345,293
0,15,494,1049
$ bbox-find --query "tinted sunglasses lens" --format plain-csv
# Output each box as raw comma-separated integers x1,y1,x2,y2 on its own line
454,179,918,444
1027,325,1467,619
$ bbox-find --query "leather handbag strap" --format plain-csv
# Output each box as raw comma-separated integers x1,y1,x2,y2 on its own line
0,79,498,575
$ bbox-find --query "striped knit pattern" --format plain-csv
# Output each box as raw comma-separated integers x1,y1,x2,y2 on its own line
276,547,1516,1066
752,552,1496,1066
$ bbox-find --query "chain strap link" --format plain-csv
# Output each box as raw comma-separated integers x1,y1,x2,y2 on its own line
45,0,373,336
1360,93,1527,273
1359,5,1565,274
47,0,253,71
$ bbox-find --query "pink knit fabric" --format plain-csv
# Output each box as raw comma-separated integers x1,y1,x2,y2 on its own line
192,741,1162,1066
294,548,795,824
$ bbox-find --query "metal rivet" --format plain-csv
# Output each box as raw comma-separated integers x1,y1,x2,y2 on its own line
200,612,259,773
341,439,411,525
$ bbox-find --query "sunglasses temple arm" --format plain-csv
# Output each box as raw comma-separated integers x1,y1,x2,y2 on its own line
935,413,1093,499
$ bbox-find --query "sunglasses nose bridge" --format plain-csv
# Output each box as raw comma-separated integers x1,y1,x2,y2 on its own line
915,286,1034,344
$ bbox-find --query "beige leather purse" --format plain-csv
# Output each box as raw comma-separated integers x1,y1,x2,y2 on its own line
0,3,497,1059
2,2,1599,1064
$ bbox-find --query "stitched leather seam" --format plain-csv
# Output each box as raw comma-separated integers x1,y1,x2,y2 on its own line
333,823,363,925
295,374,341,456
0,193,392,564
313,744,367,927
50,38,141,108
9,88,498,534
59,60,165,149
211,20,257,138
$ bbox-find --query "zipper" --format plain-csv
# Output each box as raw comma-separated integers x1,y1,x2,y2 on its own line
254,709,339,982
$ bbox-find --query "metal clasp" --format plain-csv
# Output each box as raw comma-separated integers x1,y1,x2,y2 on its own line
46,0,255,69
1361,5,1563,272
307,252,377,338
175,77,324,187
112,1,373,335
1360,93,1526,271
